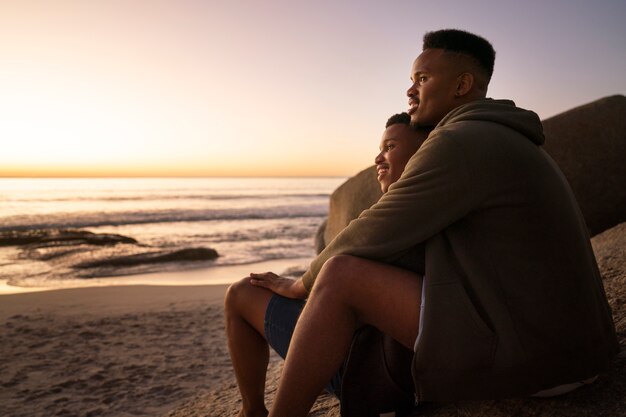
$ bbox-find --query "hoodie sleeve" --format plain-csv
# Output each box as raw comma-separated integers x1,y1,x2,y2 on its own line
301,128,478,291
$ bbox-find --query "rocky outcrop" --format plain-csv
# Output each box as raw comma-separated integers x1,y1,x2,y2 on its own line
317,166,382,251
315,95,626,249
542,95,626,236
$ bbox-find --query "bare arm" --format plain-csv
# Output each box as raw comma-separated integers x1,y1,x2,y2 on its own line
249,272,308,299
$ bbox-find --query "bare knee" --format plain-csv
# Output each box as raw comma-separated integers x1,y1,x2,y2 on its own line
224,277,256,315
225,277,273,332
314,255,362,293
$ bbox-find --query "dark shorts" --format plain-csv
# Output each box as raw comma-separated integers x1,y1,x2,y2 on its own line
264,293,343,396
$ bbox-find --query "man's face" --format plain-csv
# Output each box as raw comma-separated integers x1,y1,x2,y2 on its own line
375,123,424,193
407,48,460,127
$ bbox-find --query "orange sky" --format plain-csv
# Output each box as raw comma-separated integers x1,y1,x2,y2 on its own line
1,0,624,177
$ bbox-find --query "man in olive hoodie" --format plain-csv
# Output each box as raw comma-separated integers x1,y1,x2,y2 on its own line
253,30,619,417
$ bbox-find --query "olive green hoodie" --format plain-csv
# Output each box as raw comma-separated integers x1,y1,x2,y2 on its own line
301,99,618,400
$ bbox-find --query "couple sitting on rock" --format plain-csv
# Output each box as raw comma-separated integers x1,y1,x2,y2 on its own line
225,29,619,417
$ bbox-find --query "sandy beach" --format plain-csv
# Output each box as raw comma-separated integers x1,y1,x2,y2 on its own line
0,284,232,417
0,260,340,417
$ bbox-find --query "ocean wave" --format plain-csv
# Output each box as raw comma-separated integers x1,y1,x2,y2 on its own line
0,204,328,232
5,192,331,203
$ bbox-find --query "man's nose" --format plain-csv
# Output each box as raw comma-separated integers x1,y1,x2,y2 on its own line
374,151,384,164
407,81,417,97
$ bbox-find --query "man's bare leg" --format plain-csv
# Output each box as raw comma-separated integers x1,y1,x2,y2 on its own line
269,255,422,417
225,278,275,417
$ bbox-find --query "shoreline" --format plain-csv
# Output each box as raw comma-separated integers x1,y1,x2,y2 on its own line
0,257,312,295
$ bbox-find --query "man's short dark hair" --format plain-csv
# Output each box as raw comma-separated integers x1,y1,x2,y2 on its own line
386,112,432,139
423,29,496,81
385,112,411,128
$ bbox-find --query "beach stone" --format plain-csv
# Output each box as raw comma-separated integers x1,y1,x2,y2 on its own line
0,229,137,247
74,247,219,269
542,94,626,236
316,166,382,252
315,219,328,254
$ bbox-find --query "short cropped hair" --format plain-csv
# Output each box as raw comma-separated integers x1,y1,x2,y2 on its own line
423,29,496,81
386,112,432,139
385,112,411,128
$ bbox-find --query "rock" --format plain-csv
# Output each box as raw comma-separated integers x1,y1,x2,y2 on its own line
0,229,137,247
315,219,327,254
315,95,626,248
316,166,382,251
74,247,219,269
542,95,626,236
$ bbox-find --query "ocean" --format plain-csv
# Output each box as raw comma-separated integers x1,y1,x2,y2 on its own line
0,177,346,290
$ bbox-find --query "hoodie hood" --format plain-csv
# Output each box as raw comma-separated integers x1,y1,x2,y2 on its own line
437,99,545,146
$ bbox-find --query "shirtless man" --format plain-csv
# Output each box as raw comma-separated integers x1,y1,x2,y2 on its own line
224,112,430,417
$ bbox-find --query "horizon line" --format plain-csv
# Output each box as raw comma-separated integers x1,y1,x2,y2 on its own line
0,174,350,179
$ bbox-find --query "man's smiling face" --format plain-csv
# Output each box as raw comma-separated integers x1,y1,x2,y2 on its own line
374,123,425,193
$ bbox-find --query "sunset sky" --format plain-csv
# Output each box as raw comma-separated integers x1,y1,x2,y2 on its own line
1,0,625,177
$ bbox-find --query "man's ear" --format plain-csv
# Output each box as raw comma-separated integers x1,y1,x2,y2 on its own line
454,72,474,97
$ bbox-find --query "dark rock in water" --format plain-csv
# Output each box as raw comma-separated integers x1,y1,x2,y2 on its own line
0,229,137,247
74,247,219,269
542,95,626,236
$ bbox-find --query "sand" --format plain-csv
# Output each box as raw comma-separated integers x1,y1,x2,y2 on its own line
0,259,339,417
0,284,232,417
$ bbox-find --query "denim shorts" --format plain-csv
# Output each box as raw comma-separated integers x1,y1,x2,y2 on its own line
264,293,343,396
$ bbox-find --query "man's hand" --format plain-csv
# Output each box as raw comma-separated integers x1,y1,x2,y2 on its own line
249,272,308,299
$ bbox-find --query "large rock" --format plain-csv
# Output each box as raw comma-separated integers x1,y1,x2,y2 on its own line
316,95,626,249
317,166,382,251
542,95,626,236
